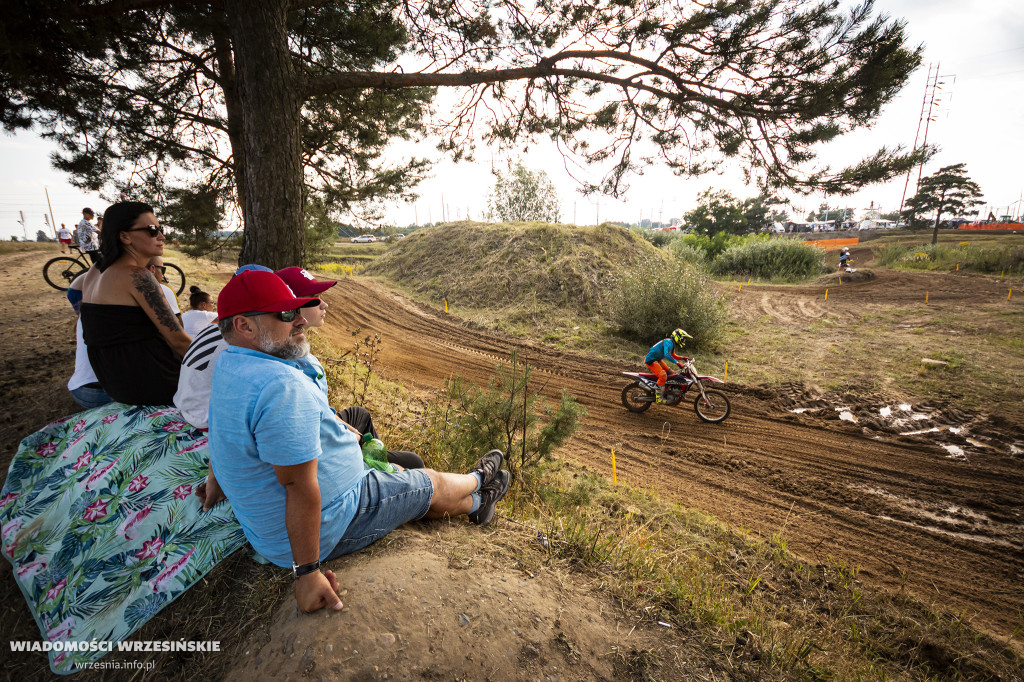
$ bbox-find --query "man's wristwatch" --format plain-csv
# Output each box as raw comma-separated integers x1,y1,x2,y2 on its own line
291,560,321,578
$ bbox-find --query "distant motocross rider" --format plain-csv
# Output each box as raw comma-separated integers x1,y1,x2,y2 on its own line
645,328,691,403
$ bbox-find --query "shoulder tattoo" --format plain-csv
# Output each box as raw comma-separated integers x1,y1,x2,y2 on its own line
131,269,182,332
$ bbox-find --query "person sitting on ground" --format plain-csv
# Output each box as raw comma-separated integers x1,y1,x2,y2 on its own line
274,266,425,470
78,201,191,406
186,265,423,511
57,223,72,254
66,274,114,409
181,285,218,337
208,270,511,612
146,256,182,325
77,208,101,264
644,328,691,403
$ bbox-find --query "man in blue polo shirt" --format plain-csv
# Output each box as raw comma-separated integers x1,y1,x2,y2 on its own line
208,270,509,613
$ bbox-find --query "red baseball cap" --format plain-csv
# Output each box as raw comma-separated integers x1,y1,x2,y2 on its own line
217,270,320,320
275,266,337,296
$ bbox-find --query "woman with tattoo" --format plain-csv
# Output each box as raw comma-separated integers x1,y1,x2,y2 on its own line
78,202,192,406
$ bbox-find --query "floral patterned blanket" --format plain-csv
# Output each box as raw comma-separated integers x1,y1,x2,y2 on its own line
0,403,246,675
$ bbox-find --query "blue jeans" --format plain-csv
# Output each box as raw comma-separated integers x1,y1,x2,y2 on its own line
70,384,114,409
326,469,433,559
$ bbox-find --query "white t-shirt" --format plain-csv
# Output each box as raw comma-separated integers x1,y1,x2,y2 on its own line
173,324,227,429
160,284,180,315
68,318,100,391
57,226,72,241
181,309,218,338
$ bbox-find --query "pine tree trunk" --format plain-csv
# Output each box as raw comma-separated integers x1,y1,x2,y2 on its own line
932,211,941,245
224,0,304,269
212,23,247,234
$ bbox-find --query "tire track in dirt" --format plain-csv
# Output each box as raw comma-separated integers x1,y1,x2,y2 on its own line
320,276,1024,642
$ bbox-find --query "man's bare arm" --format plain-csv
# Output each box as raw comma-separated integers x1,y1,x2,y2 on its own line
273,459,343,613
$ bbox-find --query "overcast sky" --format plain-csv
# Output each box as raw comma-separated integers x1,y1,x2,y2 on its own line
2,0,1022,240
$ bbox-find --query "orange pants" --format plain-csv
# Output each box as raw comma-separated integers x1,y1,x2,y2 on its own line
646,360,672,386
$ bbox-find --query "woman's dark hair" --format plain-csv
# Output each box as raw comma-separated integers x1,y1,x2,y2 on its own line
189,285,212,309
97,201,155,271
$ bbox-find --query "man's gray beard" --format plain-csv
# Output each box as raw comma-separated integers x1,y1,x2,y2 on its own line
255,322,310,359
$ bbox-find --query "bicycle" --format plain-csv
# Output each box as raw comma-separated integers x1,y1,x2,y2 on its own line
43,246,186,296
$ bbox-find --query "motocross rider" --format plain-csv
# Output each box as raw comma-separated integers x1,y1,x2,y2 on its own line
839,247,851,268
645,328,692,403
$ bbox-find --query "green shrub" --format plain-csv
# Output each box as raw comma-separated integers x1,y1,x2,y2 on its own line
420,349,585,489
668,240,707,267
607,255,726,350
643,230,679,248
710,239,827,282
876,242,911,267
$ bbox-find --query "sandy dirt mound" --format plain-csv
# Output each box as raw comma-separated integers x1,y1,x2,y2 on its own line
227,528,723,681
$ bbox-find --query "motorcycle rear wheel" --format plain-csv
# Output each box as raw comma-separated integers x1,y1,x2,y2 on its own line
621,381,654,413
693,389,731,423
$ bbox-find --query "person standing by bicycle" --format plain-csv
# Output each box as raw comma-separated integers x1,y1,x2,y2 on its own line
644,328,692,403
77,208,101,264
57,223,72,253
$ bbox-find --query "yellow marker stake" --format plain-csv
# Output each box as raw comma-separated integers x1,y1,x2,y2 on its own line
1009,289,1013,301
838,276,842,285
956,264,959,271
926,291,929,302
444,299,448,313
738,284,742,293
824,288,828,301
610,449,618,485
747,278,751,285
724,362,728,383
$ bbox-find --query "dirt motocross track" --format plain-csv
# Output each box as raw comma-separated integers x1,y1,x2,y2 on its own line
320,265,1024,643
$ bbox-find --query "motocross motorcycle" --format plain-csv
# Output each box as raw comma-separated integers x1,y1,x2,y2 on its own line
620,357,731,423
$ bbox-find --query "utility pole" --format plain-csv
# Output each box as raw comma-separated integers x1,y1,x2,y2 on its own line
44,186,57,237
899,64,955,218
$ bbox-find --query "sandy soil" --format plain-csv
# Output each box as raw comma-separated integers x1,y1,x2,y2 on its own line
1,246,1022,679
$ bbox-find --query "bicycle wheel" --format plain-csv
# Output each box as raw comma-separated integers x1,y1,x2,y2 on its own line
693,389,731,423
162,262,186,296
43,257,87,291
621,381,654,413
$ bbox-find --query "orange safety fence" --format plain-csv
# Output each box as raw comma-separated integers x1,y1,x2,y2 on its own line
802,237,859,251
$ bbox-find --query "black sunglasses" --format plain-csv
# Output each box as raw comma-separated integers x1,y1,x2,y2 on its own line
242,309,301,322
149,265,167,274
126,224,163,237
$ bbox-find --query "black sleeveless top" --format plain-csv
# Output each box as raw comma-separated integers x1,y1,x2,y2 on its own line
80,303,180,406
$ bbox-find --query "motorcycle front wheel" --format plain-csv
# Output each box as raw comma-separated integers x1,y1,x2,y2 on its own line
621,381,654,413
693,389,731,423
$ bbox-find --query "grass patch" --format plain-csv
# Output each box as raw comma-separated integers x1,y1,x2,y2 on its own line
0,241,58,255
875,240,1024,275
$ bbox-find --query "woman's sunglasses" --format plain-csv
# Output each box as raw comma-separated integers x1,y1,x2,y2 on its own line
242,309,301,322
126,225,163,237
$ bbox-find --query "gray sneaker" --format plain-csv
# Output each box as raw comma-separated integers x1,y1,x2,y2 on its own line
469,470,510,526
470,449,503,487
